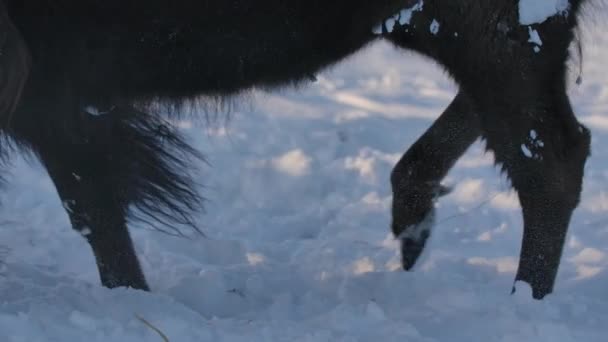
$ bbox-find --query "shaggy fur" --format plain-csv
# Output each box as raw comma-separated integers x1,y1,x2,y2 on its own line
385,0,591,299
0,0,29,126
0,0,594,299
1,0,417,291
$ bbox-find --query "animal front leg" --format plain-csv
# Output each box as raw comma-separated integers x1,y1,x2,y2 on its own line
514,194,575,299
511,127,590,299
481,99,591,299
391,92,480,269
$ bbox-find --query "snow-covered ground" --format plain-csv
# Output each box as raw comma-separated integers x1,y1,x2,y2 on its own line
2,18,608,342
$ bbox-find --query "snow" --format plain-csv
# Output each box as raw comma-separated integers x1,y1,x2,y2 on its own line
528,27,543,46
2,16,608,342
519,0,571,25
395,207,434,241
399,1,424,26
528,27,543,53
372,0,424,34
271,149,312,177
429,19,440,35
521,144,533,158
376,0,571,33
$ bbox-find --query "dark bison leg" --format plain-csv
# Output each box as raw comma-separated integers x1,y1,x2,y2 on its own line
10,99,203,290
40,148,148,290
481,97,590,299
29,111,150,290
391,92,480,269
48,162,149,290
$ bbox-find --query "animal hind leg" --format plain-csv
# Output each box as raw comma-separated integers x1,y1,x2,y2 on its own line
391,91,480,270
46,155,150,291
30,111,150,290
11,105,203,290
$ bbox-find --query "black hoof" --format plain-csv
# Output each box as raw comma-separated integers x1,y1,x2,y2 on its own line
401,235,429,270
396,184,449,270
436,184,452,197
399,207,434,270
